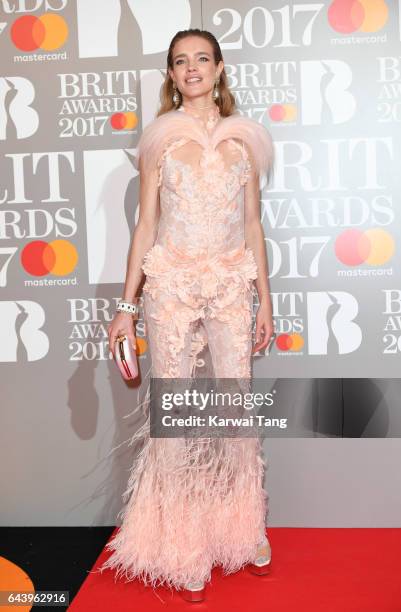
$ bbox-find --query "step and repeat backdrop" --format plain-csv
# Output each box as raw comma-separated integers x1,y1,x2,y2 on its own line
1,1,401,526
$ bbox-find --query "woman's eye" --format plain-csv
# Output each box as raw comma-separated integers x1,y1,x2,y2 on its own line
174,56,208,65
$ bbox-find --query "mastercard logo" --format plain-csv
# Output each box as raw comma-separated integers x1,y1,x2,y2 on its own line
335,228,395,266
110,112,138,131
11,13,68,52
275,333,304,352
269,104,297,123
328,0,388,34
21,239,78,276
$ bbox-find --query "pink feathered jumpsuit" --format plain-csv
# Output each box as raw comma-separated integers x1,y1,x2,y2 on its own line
100,104,274,590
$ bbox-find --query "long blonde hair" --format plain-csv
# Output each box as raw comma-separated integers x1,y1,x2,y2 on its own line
157,29,236,118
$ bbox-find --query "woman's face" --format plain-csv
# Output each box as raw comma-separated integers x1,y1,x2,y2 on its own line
168,36,223,102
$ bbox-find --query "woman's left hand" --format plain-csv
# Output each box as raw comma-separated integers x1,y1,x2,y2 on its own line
252,301,275,354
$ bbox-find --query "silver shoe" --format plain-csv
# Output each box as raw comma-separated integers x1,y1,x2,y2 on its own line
249,536,272,575
181,581,206,602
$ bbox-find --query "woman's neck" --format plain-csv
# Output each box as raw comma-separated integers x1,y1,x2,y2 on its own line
179,102,220,129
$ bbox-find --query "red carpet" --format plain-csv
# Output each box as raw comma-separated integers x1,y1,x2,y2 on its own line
69,528,401,611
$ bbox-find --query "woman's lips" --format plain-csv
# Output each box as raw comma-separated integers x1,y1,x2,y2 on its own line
185,77,202,85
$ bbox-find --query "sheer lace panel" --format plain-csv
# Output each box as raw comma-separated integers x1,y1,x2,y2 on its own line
155,137,251,257
141,117,259,338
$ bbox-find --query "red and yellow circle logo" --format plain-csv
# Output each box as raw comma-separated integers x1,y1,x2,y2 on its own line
275,333,304,352
11,14,68,52
110,112,138,131
21,239,78,276
328,0,388,34
269,104,297,123
335,228,395,266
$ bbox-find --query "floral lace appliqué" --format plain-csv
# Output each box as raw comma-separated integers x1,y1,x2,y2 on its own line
141,108,258,378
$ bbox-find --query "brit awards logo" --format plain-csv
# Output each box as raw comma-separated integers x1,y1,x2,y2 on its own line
0,300,49,362
299,60,356,126
307,291,362,355
0,76,39,139
264,133,395,282
382,289,401,355
57,71,139,138
269,292,304,355
376,56,401,124
67,297,147,361
0,150,78,288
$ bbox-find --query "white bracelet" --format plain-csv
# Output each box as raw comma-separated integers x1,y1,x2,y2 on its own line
117,300,139,316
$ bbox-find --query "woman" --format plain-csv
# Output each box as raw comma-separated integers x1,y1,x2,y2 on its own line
101,28,275,602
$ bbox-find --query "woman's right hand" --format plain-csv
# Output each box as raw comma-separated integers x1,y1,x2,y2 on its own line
108,312,137,358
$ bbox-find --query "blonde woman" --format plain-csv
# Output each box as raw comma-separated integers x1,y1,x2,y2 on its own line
101,28,275,602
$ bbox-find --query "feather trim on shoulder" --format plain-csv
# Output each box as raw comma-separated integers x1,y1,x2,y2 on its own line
211,114,274,179
134,110,274,181
134,110,208,171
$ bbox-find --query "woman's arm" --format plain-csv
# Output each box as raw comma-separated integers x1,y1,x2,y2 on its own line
108,156,160,355
122,157,160,301
244,155,275,353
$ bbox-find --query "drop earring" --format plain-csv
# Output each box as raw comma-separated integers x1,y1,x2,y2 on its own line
212,76,220,100
172,82,180,106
